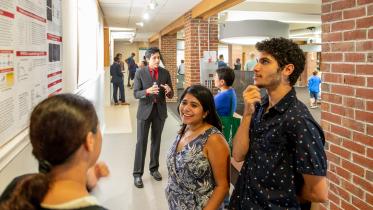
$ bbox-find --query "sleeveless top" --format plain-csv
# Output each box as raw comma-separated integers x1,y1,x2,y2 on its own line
165,127,223,210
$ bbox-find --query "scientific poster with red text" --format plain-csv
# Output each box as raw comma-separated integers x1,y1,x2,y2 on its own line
0,0,62,146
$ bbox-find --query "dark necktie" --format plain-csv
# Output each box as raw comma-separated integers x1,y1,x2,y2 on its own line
152,70,157,103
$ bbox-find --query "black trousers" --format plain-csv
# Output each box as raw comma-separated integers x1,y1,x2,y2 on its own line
133,105,165,177
113,82,125,103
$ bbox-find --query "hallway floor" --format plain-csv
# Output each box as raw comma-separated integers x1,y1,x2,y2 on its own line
91,87,179,210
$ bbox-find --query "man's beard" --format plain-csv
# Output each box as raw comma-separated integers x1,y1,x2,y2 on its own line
255,67,282,89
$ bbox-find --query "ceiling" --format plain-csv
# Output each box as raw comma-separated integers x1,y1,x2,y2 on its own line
99,0,321,42
98,0,202,41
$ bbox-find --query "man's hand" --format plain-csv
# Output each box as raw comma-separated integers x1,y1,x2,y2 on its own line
146,85,159,95
160,84,171,95
243,85,261,116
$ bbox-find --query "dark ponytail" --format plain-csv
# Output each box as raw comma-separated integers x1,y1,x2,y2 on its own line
1,93,98,209
0,173,50,210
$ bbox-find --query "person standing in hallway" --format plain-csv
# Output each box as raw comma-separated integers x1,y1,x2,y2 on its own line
218,54,228,68
126,52,138,87
177,60,185,89
165,85,229,210
213,67,237,208
233,58,241,70
213,67,238,146
0,94,107,210
308,70,322,109
133,47,174,188
178,59,185,75
116,53,125,73
244,53,256,71
110,57,129,105
229,38,328,209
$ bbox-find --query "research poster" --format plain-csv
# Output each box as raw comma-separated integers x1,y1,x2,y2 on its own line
0,0,62,146
47,0,62,96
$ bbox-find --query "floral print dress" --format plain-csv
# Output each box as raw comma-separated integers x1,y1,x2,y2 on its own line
165,127,222,210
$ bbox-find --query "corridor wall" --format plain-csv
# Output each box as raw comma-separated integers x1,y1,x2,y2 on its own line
0,0,106,192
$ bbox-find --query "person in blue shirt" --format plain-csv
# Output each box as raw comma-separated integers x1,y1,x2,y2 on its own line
213,66,237,208
126,52,138,88
308,70,322,108
217,54,228,68
214,67,237,117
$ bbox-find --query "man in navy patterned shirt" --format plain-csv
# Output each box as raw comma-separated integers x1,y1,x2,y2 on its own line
229,37,328,210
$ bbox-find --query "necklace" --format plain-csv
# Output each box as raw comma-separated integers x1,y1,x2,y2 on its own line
177,123,206,151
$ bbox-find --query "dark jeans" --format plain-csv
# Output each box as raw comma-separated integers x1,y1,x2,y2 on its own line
113,82,125,103
127,71,135,85
309,91,318,101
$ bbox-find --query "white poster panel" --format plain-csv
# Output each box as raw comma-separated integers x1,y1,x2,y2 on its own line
0,0,16,146
47,0,62,96
0,0,62,147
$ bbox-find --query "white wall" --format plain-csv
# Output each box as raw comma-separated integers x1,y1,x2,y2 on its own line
0,0,106,192
114,41,149,64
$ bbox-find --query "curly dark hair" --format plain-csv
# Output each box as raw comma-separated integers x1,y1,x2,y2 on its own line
255,37,305,86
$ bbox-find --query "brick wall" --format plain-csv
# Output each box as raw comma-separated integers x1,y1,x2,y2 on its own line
184,11,219,87
321,0,373,209
160,34,178,102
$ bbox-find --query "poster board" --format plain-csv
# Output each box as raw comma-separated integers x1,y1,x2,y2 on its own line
200,51,217,90
0,0,63,147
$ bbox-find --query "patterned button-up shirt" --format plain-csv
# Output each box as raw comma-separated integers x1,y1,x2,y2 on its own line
229,88,327,210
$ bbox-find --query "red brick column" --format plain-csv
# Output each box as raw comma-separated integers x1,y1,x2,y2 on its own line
160,34,178,102
321,1,373,209
184,12,218,87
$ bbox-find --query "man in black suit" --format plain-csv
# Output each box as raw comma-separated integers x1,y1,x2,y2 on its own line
110,57,129,105
133,47,173,188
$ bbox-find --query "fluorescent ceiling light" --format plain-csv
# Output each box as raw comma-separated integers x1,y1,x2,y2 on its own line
136,22,144,27
111,31,136,40
109,27,135,31
220,36,268,45
143,13,150,20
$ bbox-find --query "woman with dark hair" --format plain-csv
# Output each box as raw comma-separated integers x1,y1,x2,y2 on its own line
165,85,230,210
0,94,106,210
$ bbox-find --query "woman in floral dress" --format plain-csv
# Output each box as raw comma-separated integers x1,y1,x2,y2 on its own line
165,85,230,210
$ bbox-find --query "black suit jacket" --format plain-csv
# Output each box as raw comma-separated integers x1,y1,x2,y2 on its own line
134,66,174,120
110,62,123,84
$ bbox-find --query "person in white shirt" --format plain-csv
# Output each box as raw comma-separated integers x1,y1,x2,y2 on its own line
178,60,185,75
